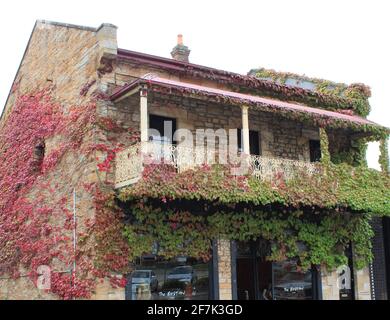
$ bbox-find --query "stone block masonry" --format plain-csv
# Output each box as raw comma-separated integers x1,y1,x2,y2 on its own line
109,93,325,162
0,20,124,300
217,239,233,300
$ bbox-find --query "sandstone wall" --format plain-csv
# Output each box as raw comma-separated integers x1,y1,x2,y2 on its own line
109,92,320,162
0,21,121,300
0,20,370,300
354,267,372,300
321,269,340,300
217,239,233,300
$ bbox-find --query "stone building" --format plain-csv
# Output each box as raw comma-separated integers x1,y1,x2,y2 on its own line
0,20,389,300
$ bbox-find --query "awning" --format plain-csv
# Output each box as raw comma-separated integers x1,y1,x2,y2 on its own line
111,74,385,131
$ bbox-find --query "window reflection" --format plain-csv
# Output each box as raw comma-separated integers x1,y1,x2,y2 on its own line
236,240,315,300
273,261,313,300
126,255,210,300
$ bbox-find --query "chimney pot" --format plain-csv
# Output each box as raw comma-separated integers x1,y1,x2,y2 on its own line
171,34,190,63
177,34,183,46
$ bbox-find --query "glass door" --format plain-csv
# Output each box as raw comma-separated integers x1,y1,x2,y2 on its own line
272,261,314,300
235,239,318,300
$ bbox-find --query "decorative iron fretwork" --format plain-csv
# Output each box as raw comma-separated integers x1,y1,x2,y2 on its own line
115,142,318,187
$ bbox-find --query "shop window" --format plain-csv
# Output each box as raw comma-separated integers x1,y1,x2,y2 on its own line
126,255,211,300
272,261,313,300
235,239,317,300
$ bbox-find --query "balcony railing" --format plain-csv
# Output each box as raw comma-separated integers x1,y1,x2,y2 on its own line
114,142,318,188
249,155,319,181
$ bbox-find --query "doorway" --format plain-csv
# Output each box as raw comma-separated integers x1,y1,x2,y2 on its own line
235,239,318,300
149,114,177,144
339,244,355,300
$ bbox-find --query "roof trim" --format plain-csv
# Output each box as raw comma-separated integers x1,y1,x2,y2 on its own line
117,49,367,115
111,75,383,130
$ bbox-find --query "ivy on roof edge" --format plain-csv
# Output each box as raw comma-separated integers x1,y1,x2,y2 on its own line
248,68,371,117
147,84,389,140
117,53,372,117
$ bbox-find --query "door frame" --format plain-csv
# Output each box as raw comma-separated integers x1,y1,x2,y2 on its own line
231,240,322,300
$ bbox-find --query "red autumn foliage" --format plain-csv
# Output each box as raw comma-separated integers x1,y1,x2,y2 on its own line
0,89,130,298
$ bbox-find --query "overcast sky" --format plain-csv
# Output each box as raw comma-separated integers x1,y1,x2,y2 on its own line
1,0,388,168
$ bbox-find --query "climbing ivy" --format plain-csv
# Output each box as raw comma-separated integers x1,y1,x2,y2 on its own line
319,128,330,164
250,68,372,116
121,202,374,271
118,157,389,271
329,136,368,168
379,138,390,174
1,86,387,299
118,162,390,216
0,89,131,299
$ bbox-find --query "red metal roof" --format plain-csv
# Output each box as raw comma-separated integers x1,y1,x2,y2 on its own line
116,48,365,114
117,48,240,79
111,74,380,128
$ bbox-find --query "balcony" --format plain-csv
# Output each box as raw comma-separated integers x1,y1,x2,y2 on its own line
110,74,388,189
114,142,318,189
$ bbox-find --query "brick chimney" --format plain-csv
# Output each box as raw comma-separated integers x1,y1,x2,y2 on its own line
171,34,190,62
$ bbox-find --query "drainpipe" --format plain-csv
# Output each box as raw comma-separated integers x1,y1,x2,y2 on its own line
73,188,77,288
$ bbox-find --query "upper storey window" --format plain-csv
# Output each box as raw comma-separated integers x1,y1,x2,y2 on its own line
309,140,321,162
32,139,45,172
149,114,177,145
237,129,261,156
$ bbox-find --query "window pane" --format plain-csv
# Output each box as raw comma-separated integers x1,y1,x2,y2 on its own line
309,140,321,162
149,114,176,143
237,129,260,155
273,261,313,300
249,131,260,156
126,256,210,300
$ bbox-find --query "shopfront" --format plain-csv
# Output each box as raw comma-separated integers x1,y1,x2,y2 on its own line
125,251,216,300
231,239,321,300
125,239,323,300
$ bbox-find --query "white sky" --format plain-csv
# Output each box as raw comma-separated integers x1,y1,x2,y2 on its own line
1,0,389,168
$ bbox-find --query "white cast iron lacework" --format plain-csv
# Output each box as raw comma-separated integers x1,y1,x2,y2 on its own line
115,142,318,188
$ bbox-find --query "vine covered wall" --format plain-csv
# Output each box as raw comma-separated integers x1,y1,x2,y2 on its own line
123,202,373,271
0,21,130,300
379,138,390,174
0,88,132,299
1,20,388,300
118,158,390,271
